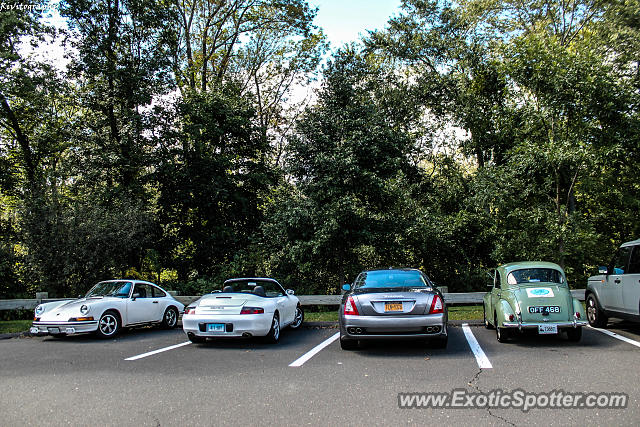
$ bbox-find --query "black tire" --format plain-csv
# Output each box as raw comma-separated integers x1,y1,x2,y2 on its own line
188,334,206,344
586,294,608,328
432,335,448,349
566,327,582,342
96,310,121,339
161,306,179,329
340,336,358,350
290,306,304,329
265,313,280,343
495,313,510,343
484,305,494,329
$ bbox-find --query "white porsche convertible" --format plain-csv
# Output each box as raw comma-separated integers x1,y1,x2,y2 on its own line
182,278,304,343
31,280,184,338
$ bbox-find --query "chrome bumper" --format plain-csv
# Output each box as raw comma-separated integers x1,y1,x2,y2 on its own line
30,321,98,335
502,320,588,329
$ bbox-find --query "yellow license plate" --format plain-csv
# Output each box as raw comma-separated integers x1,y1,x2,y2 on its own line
385,303,403,312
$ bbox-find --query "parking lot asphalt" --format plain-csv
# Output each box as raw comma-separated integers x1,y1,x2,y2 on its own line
2,321,640,426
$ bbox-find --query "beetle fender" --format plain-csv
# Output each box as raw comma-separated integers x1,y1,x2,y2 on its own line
495,300,516,327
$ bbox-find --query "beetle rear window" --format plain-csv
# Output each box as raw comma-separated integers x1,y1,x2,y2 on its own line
507,268,564,285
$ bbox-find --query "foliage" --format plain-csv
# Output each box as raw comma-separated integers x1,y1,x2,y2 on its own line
1,0,639,297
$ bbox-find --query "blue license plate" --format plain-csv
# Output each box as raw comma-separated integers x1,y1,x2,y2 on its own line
206,323,225,332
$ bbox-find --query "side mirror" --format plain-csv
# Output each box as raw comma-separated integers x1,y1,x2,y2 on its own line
342,284,351,291
286,289,295,296
132,293,140,300
598,266,608,274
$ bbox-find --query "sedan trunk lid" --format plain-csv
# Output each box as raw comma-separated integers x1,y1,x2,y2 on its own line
352,289,435,316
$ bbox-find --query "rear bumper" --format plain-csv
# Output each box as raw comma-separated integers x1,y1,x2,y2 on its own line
182,313,272,338
502,320,588,329
340,313,446,340
30,321,98,335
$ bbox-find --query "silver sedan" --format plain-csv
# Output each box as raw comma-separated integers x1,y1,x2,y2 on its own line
339,268,448,350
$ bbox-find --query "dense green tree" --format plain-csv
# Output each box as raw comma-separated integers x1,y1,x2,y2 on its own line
263,49,421,291
155,89,272,282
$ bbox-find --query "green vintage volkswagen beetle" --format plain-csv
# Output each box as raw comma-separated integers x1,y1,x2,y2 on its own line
483,262,587,342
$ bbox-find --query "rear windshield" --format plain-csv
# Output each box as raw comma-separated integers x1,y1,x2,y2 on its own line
216,280,284,297
507,268,564,285
354,270,429,289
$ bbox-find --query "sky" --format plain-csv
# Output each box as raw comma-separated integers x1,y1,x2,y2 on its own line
311,0,403,49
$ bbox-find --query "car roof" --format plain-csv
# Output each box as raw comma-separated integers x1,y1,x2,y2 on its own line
498,261,564,274
361,268,422,273
621,238,640,247
99,279,162,287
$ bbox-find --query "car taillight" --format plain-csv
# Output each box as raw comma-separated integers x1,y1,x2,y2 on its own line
240,307,264,314
344,297,359,315
508,314,514,322
575,312,581,319
184,307,196,315
428,295,443,314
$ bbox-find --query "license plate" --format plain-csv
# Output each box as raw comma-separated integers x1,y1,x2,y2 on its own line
385,302,403,312
206,323,225,332
528,306,560,314
47,327,60,334
538,324,558,334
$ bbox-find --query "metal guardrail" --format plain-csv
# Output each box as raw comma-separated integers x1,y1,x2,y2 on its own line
0,289,587,311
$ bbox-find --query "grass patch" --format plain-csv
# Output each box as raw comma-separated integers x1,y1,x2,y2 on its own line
304,305,485,323
448,305,483,320
305,311,338,322
0,320,32,334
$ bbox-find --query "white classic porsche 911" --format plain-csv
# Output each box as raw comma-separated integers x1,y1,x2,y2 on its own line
182,278,304,343
31,280,185,338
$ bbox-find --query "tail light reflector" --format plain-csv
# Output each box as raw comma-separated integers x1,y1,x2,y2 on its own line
344,297,359,315
184,307,196,315
428,295,444,314
575,312,581,319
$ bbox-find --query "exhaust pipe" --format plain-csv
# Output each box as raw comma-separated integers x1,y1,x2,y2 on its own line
426,327,433,333
355,328,362,334
242,332,253,338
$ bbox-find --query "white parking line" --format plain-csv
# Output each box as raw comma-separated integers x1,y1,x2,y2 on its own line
289,332,340,367
587,326,640,348
462,323,492,369
125,341,192,361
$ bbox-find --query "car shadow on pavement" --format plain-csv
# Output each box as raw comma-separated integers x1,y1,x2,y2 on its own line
187,327,319,351
497,328,614,349
605,320,640,336
344,327,470,360
38,326,181,344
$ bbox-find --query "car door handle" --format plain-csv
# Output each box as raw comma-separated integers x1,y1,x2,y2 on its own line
152,301,159,303
614,279,621,284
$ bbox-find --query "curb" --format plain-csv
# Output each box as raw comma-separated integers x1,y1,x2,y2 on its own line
0,331,31,340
